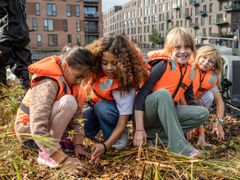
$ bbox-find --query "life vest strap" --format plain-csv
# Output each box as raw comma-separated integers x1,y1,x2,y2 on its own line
181,83,188,90
92,87,109,103
20,103,30,115
198,87,207,92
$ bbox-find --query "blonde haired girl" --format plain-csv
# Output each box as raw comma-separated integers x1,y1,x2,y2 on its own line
190,45,225,145
134,27,209,157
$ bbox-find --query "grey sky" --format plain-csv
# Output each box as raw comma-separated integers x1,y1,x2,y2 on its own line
102,0,130,12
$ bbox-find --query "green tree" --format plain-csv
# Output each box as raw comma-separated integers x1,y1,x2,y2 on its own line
149,28,160,48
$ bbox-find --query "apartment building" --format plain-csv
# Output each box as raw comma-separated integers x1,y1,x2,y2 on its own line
26,0,102,56
103,0,240,48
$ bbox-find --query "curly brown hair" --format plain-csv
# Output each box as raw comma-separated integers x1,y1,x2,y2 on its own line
85,35,148,91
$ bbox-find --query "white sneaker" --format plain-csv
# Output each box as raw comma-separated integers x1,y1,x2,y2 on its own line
37,151,59,168
112,128,128,149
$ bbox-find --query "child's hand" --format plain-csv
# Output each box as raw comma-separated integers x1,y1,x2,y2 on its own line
89,143,105,164
211,122,225,141
74,144,90,159
60,156,87,176
133,130,147,147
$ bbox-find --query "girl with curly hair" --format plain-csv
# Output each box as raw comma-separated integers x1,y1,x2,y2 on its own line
133,27,209,157
83,35,148,163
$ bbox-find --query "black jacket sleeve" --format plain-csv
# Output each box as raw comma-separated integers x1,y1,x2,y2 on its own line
134,61,167,111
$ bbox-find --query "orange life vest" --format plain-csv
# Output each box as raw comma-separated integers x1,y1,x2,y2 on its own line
148,49,195,103
16,56,87,124
193,67,218,99
90,76,119,104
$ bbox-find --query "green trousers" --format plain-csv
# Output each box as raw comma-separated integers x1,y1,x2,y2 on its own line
144,88,209,156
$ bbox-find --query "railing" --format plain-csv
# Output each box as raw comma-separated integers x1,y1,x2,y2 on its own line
190,22,199,29
84,12,99,18
85,27,99,33
173,3,180,10
84,0,98,3
183,13,191,19
190,0,200,6
225,5,240,11
165,16,173,22
199,10,207,16
214,18,229,25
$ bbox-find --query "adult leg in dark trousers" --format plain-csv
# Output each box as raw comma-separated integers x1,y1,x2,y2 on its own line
0,0,32,89
0,46,31,89
9,48,32,89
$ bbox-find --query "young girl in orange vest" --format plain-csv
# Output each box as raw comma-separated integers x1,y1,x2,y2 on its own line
133,27,209,157
189,45,225,145
15,46,94,173
84,35,148,164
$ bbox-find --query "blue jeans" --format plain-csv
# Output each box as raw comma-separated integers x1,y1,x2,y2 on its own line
83,100,119,140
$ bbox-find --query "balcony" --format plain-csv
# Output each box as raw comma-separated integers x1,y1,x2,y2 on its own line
190,0,200,6
84,0,98,4
190,22,199,29
183,13,191,19
85,27,99,33
165,16,173,22
84,12,99,18
219,32,233,38
173,4,180,10
214,18,229,25
225,5,240,12
199,10,207,17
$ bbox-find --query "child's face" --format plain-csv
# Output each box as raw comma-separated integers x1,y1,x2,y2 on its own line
62,61,89,86
101,51,117,79
171,42,192,65
198,53,217,72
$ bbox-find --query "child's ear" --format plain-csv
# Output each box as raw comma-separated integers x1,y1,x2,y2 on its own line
61,61,68,70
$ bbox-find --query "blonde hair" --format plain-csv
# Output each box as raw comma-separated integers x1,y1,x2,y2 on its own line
193,45,222,76
164,27,196,56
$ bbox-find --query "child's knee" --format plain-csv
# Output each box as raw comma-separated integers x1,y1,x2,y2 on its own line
199,106,209,122
60,95,78,113
201,91,214,109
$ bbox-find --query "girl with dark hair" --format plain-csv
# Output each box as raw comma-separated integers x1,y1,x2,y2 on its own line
84,35,148,164
15,46,94,174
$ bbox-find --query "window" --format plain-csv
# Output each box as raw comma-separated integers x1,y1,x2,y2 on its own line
32,18,37,30
67,34,72,44
202,28,206,36
35,3,40,16
85,21,98,32
48,34,58,47
44,19,54,31
201,17,205,26
85,35,98,44
76,20,80,32
219,3,223,11
63,20,68,32
209,15,212,25
76,5,80,17
76,35,81,46
209,27,212,36
37,34,42,46
209,3,213,13
84,7,98,17
66,4,71,16
46,4,57,16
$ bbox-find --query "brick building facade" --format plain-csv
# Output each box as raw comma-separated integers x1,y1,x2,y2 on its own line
26,0,102,54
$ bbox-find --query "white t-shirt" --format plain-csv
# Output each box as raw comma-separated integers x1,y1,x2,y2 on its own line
112,88,136,115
